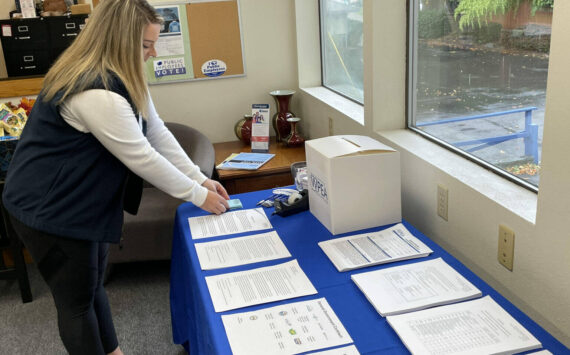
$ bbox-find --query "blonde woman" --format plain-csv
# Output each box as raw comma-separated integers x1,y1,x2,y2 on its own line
2,0,229,354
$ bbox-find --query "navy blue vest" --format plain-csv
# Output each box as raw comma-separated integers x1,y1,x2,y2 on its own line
2,76,142,243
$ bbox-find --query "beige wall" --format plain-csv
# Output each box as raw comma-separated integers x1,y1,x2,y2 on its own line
295,0,570,347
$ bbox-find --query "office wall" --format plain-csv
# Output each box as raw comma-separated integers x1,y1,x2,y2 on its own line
0,0,298,144
149,0,298,143
295,0,570,346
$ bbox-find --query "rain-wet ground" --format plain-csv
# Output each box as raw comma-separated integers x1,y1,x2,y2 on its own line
415,44,549,186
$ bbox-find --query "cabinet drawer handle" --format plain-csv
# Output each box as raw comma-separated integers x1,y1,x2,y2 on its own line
65,23,76,29
23,56,34,62
23,66,37,69
62,33,78,37
17,25,29,32
16,36,31,40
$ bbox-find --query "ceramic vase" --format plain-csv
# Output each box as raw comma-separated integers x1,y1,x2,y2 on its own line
234,114,253,144
285,117,305,147
269,90,295,142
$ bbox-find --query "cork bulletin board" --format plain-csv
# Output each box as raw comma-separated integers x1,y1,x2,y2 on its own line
146,0,245,84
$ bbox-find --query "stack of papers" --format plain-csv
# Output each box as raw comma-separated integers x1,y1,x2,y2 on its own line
205,260,317,312
222,298,353,355
318,223,433,272
387,296,542,355
188,208,272,239
194,231,291,270
351,258,482,316
217,152,275,170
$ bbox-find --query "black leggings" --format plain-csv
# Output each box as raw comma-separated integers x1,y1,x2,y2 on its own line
10,215,118,355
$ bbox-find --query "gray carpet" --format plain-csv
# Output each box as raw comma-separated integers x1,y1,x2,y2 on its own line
0,260,187,355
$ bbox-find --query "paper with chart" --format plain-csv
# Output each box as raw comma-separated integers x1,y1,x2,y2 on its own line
222,298,353,355
188,208,272,239
318,223,433,272
351,258,482,316
195,231,291,270
387,296,541,355
205,260,317,312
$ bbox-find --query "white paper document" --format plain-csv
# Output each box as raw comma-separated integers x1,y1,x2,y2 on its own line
318,223,433,272
205,260,317,312
188,208,272,239
222,298,353,355
195,231,292,270
351,258,482,316
387,296,542,355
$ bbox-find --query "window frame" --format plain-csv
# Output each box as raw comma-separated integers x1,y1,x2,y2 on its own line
406,0,540,193
318,0,364,106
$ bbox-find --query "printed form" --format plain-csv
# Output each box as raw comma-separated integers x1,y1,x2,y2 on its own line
195,231,291,270
387,296,541,355
319,223,433,272
351,258,482,316
205,260,317,312
222,298,353,355
188,208,272,239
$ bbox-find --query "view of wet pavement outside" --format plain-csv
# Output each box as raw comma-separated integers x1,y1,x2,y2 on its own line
413,2,552,188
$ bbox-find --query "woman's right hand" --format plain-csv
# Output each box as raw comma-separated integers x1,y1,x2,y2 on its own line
199,190,230,215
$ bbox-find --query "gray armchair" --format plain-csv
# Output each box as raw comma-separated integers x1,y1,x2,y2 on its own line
107,122,215,266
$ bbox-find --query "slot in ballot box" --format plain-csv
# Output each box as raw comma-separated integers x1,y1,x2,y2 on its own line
305,135,401,235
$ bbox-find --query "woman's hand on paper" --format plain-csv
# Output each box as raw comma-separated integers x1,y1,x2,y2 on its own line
202,179,230,200
200,179,230,215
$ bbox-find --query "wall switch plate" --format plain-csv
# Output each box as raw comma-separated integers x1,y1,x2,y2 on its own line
498,224,515,271
437,184,448,221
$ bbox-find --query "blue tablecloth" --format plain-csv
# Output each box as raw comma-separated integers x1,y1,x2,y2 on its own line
170,188,569,354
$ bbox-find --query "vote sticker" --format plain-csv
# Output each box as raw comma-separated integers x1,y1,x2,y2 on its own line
201,59,226,77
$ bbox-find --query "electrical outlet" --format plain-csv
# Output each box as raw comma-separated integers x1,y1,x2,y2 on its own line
328,117,334,136
498,224,515,271
437,184,448,221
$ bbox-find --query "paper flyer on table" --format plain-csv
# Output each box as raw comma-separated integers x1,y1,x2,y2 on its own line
222,298,353,355
318,223,433,272
188,208,272,239
195,231,292,270
205,260,317,312
387,296,542,355
351,258,482,316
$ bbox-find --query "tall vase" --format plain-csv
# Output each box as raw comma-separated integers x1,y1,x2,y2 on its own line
269,90,295,142
285,117,305,147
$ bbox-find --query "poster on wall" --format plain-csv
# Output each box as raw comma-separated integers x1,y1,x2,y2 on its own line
146,0,245,84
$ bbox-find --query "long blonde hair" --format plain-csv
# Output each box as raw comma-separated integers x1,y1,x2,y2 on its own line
42,0,162,116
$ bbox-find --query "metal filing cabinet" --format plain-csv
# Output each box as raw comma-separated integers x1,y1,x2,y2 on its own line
0,14,88,77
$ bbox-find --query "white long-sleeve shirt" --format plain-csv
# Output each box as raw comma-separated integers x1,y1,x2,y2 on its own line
59,89,209,207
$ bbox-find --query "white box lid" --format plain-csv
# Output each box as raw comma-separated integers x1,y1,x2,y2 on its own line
306,135,395,159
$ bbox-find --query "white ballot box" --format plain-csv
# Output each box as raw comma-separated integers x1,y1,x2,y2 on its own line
306,135,401,235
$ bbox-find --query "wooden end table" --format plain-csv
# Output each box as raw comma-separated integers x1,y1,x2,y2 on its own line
213,138,306,195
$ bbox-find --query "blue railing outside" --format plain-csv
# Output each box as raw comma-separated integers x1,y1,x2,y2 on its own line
416,107,539,164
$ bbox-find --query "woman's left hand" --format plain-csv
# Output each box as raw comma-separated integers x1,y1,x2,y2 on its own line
202,179,230,200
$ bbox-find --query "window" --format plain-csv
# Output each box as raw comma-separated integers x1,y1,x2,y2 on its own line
408,0,553,190
320,0,364,104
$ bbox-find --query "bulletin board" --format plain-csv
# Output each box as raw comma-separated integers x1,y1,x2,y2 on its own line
146,0,245,84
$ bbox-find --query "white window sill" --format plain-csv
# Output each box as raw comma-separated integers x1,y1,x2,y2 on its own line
377,129,538,224
300,86,364,125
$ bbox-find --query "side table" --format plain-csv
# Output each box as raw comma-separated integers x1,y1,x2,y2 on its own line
213,138,306,194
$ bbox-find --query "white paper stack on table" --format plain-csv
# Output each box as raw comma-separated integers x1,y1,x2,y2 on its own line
351,258,482,316
194,231,291,270
205,260,317,312
188,208,272,239
319,223,433,272
387,296,542,355
222,298,354,355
